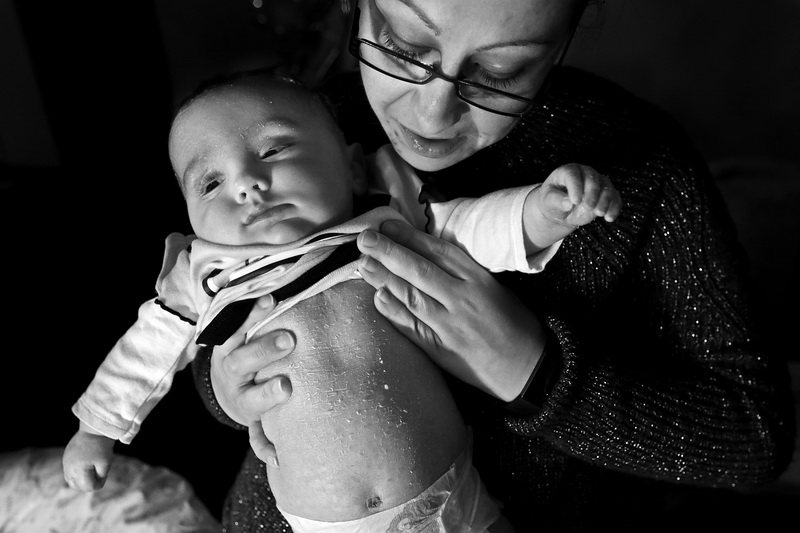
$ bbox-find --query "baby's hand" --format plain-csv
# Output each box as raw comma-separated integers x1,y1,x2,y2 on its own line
540,163,622,227
63,429,115,491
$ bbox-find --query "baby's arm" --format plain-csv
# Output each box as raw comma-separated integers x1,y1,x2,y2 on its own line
65,297,197,490
63,421,115,491
523,163,622,252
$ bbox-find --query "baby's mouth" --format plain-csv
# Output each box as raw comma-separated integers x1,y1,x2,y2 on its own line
245,204,291,226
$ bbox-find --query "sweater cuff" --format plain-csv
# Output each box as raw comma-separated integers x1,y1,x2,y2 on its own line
505,328,562,415
191,346,248,431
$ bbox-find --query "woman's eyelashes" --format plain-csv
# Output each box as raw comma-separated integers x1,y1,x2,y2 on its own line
381,31,428,61
380,27,526,91
476,69,523,91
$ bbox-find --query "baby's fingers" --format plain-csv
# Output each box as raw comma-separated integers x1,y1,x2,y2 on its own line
575,165,607,209
593,185,623,222
552,163,589,206
66,465,106,491
249,420,279,468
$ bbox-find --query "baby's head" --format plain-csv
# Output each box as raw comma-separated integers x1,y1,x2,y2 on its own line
168,70,366,246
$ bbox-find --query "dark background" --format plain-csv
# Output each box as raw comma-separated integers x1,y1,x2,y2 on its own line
1,0,798,526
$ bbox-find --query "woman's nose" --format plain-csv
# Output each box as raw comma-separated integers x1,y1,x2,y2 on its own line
413,77,465,134
234,168,271,203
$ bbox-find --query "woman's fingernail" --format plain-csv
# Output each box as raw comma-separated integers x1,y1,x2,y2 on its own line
268,456,279,468
360,256,376,272
376,287,390,303
275,332,293,350
272,377,289,396
381,219,401,236
360,230,378,247
257,295,275,309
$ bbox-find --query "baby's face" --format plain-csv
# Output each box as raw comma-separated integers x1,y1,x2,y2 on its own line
169,85,361,246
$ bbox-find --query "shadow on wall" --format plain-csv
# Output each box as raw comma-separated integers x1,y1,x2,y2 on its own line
565,0,800,165
154,0,349,106
713,157,800,361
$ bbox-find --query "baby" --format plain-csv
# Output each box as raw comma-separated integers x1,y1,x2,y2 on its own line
63,70,620,531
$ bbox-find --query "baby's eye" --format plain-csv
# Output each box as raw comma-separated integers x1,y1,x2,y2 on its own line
260,145,289,160
195,172,222,196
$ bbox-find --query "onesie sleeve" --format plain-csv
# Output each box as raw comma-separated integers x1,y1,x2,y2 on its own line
72,234,200,444
426,185,561,273
72,299,198,444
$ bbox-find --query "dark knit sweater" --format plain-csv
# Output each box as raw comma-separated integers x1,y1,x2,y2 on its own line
192,66,795,532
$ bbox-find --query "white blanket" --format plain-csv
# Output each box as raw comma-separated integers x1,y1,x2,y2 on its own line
0,447,220,533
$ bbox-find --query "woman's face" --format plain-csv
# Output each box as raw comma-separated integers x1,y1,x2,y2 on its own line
357,0,576,171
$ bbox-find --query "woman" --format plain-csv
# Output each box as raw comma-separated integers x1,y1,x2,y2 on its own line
196,0,796,530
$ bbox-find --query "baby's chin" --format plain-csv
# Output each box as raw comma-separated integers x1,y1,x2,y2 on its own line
245,219,320,246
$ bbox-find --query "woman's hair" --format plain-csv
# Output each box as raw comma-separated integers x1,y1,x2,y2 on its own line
341,0,598,23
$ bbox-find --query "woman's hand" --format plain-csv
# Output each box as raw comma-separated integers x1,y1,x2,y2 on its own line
357,220,546,401
211,295,295,465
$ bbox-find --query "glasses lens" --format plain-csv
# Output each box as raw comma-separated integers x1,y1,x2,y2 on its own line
358,42,431,83
458,84,532,115
356,41,533,116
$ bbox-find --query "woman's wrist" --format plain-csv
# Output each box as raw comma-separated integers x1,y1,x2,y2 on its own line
506,328,562,415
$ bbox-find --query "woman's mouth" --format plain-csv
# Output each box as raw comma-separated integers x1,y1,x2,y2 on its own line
399,126,466,159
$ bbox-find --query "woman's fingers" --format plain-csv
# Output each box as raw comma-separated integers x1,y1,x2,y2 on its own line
372,284,441,349
235,374,292,417
360,219,487,282
248,420,279,468
210,294,296,425
220,328,296,378
357,225,455,323
359,220,544,399
211,330,295,424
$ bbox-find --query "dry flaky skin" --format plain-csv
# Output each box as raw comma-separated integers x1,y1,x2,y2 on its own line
255,280,466,521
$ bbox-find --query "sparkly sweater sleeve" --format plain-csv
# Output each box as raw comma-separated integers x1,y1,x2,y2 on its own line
504,111,795,488
191,346,247,431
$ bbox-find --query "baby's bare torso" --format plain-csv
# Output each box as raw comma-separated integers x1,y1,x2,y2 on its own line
255,280,466,521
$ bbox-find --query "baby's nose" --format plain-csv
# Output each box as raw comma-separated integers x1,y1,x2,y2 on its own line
236,170,271,202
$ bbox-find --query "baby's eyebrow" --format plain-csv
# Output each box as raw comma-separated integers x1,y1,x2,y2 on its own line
181,153,208,191
247,117,300,137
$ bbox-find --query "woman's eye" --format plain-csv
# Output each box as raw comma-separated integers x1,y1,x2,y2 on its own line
477,70,522,91
380,30,426,61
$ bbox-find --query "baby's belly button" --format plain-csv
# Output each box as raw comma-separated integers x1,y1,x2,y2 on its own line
264,378,434,518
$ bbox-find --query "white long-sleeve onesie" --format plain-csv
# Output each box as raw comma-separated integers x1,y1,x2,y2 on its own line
72,145,559,444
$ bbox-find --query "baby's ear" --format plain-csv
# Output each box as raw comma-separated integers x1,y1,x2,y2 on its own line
346,142,369,196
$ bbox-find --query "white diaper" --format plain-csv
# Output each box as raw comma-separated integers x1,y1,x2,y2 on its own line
278,429,501,532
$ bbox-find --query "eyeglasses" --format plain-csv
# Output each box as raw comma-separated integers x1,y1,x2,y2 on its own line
347,5,577,118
